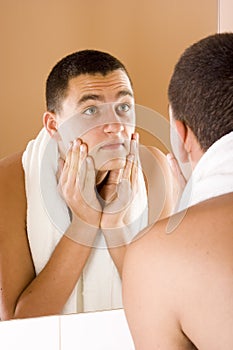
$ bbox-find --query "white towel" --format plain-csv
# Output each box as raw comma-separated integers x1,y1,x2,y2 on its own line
178,131,233,212
22,128,148,314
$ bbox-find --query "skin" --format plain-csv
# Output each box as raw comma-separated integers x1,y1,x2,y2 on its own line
123,193,233,350
0,70,175,320
169,106,204,171
44,71,136,171
123,109,233,349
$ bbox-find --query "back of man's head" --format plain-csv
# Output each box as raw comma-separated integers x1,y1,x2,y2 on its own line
46,49,131,113
168,32,233,152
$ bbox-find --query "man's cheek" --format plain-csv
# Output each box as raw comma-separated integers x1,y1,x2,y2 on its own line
56,114,99,152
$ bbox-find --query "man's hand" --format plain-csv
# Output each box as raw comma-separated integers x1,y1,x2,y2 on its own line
101,154,135,227
58,139,102,245
101,134,148,248
166,153,187,191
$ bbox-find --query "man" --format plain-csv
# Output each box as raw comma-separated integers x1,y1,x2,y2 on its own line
0,50,175,319
123,33,233,349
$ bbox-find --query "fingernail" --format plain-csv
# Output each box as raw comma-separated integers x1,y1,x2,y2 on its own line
166,153,175,162
130,138,137,153
80,143,86,152
128,154,134,161
74,138,81,146
86,156,93,166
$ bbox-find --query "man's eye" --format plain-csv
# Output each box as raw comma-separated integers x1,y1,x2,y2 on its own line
116,103,131,114
83,106,98,116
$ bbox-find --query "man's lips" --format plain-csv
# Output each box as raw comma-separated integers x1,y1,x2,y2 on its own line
99,139,126,151
100,142,125,150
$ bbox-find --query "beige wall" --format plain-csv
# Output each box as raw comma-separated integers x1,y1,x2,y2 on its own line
0,0,217,158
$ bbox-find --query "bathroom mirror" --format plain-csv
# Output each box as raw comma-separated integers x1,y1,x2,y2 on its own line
0,0,217,320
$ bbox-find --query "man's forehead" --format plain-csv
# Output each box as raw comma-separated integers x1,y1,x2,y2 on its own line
68,70,133,98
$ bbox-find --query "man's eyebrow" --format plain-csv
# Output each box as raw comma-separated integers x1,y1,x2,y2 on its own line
116,90,134,99
78,94,104,105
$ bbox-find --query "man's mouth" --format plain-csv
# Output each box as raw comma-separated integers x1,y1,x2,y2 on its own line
100,141,125,151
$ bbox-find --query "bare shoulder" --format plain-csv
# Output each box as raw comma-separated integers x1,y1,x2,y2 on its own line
0,151,26,224
0,151,24,167
123,193,233,349
0,152,35,320
135,192,233,250
0,151,25,184
128,193,233,278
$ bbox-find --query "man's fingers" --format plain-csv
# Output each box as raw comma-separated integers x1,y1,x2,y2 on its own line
76,143,88,189
130,133,138,155
129,132,139,189
131,158,139,192
83,156,95,189
83,156,101,212
66,139,81,183
167,153,187,188
56,158,65,182
78,143,87,172
122,154,134,181
106,169,122,185
59,139,85,194
60,142,72,184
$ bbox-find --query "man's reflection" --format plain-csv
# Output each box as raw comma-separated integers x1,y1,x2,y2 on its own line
0,50,176,319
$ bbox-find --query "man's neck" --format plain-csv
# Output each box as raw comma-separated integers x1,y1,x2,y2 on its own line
96,170,109,186
189,143,204,170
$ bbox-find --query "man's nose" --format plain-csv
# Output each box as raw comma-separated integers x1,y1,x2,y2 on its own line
102,105,124,133
103,121,124,134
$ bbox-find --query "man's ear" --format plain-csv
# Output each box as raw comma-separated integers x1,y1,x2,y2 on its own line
43,112,58,137
175,120,197,154
174,120,187,144
173,119,189,162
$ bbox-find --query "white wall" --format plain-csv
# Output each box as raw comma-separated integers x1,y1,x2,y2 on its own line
218,0,233,32
0,309,134,350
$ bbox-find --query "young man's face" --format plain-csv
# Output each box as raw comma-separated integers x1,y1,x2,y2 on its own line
54,70,135,171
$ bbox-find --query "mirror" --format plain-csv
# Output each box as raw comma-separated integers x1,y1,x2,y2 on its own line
0,0,217,320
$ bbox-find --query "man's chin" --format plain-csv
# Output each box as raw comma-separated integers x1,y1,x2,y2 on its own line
95,157,127,172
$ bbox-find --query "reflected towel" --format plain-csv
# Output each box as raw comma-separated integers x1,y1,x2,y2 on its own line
22,128,148,314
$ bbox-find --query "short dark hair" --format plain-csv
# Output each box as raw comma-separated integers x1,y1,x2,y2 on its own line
168,33,233,151
46,49,132,113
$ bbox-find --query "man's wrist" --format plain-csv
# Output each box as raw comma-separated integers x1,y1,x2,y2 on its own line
102,224,132,248
65,214,99,247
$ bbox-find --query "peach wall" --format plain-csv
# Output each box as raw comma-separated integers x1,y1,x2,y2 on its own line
0,0,217,158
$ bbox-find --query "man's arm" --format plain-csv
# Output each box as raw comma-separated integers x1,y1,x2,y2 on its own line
0,152,35,319
0,152,96,319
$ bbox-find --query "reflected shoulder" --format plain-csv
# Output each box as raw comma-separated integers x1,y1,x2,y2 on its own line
0,151,26,233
